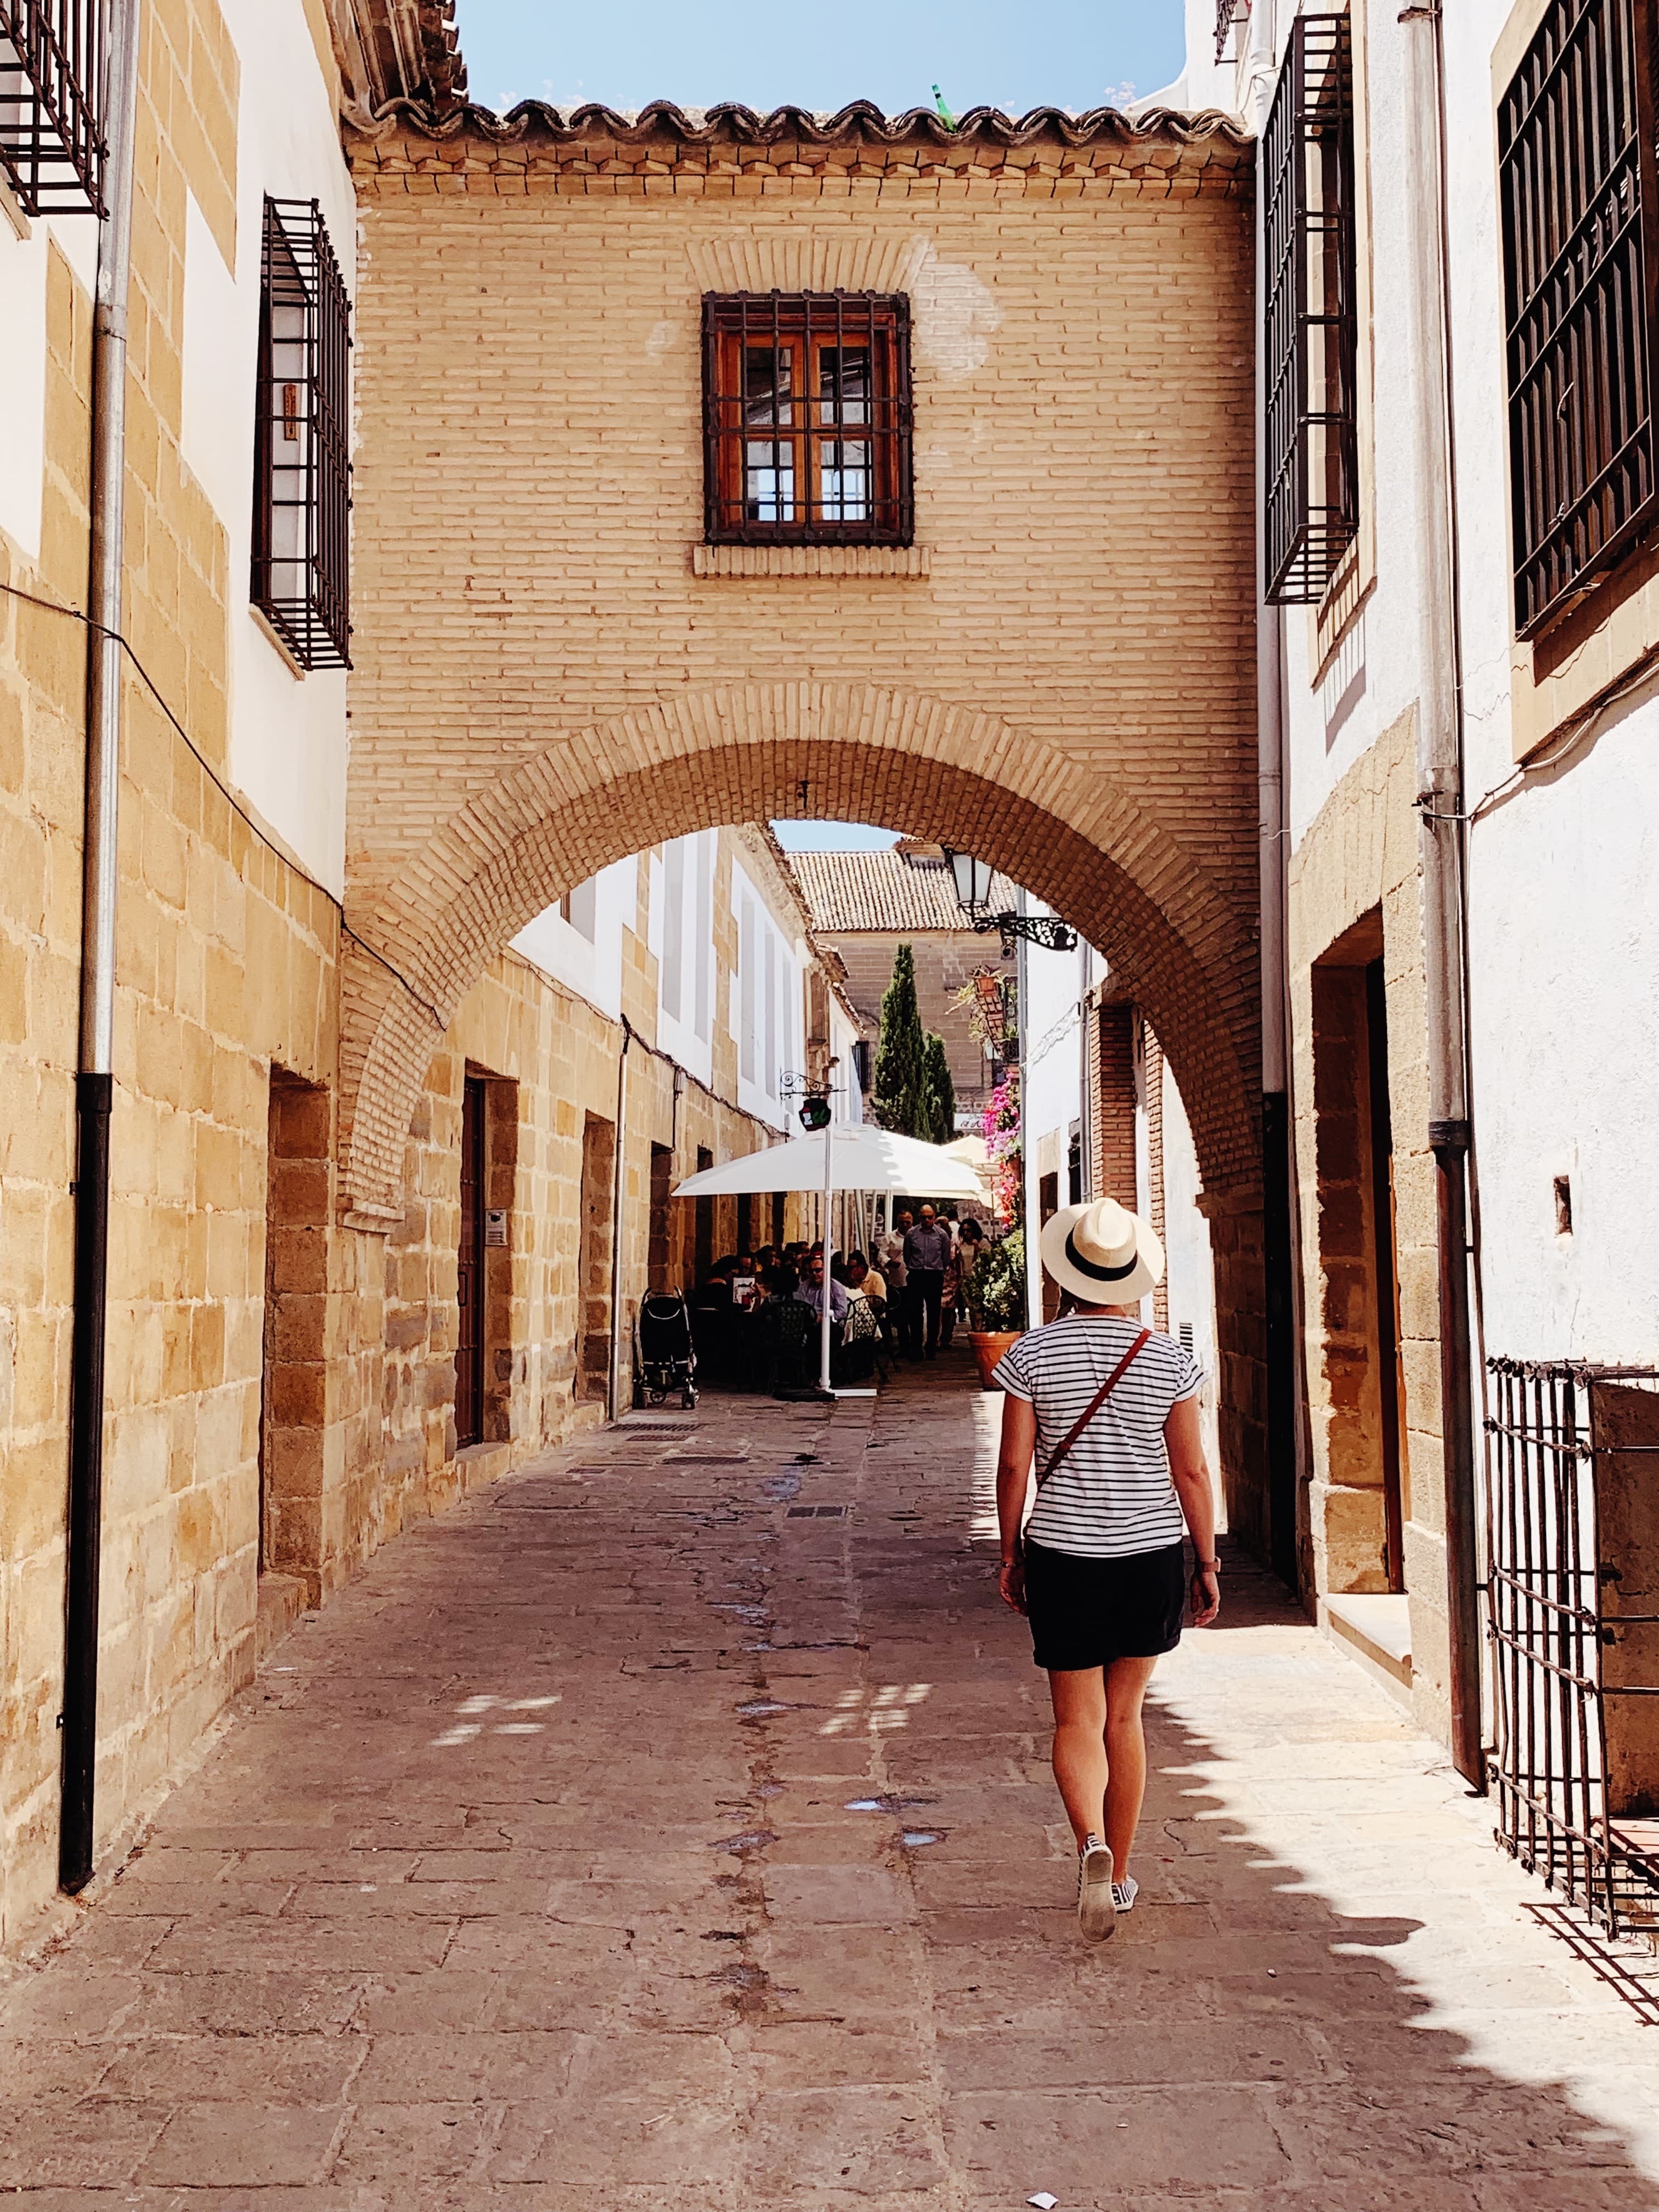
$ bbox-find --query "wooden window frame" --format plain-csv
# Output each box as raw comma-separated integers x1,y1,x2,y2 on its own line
702,291,915,548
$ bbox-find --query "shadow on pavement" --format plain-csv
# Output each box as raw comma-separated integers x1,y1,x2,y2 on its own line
0,1383,1655,2208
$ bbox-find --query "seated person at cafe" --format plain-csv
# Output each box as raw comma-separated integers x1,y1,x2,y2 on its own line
795,1252,848,1324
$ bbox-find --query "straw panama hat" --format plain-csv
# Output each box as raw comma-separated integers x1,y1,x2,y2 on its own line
1039,1196,1166,1307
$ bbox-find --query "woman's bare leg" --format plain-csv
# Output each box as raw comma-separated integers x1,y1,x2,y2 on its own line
1103,1655,1159,1880
1047,1667,1109,1848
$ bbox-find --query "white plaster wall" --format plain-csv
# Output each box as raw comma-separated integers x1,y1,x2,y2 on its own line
1022,906,1089,1155
1441,0,1659,1366
645,830,716,1090
1238,0,1659,1373
177,0,356,898
1161,1056,1221,1465
0,206,97,563
829,997,865,1125
727,854,804,1132
511,857,635,1020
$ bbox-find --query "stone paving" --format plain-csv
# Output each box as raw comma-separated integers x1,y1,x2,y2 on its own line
7,1353,1659,2208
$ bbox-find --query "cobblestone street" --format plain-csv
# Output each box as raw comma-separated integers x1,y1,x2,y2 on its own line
6,1360,1659,2208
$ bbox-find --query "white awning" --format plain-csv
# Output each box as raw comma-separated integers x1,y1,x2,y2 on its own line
673,1126,984,1199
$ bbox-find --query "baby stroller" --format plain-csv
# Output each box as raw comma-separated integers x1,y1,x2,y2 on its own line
633,1290,698,1408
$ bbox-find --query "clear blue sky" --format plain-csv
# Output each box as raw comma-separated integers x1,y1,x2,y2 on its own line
454,0,1185,117
771,821,902,852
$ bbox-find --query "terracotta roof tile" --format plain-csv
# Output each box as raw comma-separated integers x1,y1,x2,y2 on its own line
347,97,1252,160
787,849,1020,934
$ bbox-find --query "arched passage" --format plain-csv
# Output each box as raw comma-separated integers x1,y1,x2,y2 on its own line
339,682,1261,1224
337,684,1271,1542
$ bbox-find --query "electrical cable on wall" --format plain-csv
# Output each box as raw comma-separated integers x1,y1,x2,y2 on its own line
4,574,457,1033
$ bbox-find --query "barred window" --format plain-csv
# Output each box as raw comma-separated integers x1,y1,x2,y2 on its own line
1263,15,1359,605
0,0,107,214
1215,0,1250,62
1499,0,1659,636
702,293,913,546
252,198,352,672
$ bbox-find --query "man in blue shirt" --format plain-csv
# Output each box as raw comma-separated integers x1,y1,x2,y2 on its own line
797,1251,849,1324
902,1204,952,1360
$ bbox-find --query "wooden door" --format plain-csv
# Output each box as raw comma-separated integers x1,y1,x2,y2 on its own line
456,1076,486,1446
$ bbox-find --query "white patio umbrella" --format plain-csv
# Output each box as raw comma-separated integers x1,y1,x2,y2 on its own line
674,1127,982,1395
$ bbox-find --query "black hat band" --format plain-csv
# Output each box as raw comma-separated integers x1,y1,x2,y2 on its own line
1063,1227,1139,1283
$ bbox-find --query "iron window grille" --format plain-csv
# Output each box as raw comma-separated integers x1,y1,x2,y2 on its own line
0,0,106,214
1263,15,1359,605
1215,0,1250,61
1486,1357,1659,1937
702,292,914,547
1498,0,1659,637
252,197,352,672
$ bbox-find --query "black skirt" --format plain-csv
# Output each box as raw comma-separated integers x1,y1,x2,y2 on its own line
1022,1537,1187,1672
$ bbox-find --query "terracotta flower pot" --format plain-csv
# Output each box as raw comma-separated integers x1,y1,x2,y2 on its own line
967,1329,1023,1391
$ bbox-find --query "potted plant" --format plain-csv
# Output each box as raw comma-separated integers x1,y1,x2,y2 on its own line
965,1228,1026,1390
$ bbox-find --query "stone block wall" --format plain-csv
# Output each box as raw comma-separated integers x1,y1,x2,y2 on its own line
1288,708,1449,1739
0,235,93,1948
0,0,349,1932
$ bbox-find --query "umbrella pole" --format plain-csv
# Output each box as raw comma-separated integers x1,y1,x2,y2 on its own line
819,1112,834,1395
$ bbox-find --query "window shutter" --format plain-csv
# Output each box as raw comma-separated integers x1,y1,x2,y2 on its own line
1499,0,1659,636
1263,15,1360,606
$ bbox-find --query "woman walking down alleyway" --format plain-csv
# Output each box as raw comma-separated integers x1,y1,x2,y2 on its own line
995,1198,1221,1942
9,1350,1659,2196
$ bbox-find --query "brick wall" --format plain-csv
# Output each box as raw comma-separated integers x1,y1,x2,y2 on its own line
1093,1001,1137,1207
337,121,1261,1231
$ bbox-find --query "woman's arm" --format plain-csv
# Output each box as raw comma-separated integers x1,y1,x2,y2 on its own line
996,1395,1037,1612
1165,1396,1222,1627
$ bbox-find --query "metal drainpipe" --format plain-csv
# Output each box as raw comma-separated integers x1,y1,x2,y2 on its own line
60,0,143,1897
1255,89,1300,1591
1401,0,1483,1788
1017,891,1041,1331
606,1024,632,1421
1077,945,1094,1205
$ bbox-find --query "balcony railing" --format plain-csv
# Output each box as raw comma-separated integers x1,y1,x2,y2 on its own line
0,0,106,215
1262,15,1359,604
252,199,353,671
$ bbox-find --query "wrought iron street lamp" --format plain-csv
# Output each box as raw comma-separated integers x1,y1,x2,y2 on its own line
941,848,1079,956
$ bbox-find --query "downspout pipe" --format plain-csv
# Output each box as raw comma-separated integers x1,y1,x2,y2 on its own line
1017,890,1042,1332
1255,103,1298,1591
60,0,143,1897
1400,0,1483,1788
606,1024,632,1421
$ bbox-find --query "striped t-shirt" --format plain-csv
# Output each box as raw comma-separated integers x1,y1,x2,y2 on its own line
991,1315,1203,1560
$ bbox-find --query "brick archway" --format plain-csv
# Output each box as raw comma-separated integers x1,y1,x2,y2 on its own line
338,680,1260,1224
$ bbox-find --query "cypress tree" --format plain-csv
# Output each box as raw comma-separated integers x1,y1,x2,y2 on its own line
873,944,928,1135
922,1032,956,1144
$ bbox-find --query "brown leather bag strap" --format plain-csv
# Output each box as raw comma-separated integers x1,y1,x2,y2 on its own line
1034,1327,1152,1489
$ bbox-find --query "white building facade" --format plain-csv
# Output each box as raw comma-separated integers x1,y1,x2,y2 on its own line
1169,0,1659,1771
